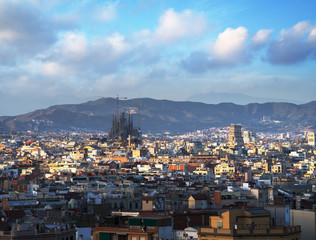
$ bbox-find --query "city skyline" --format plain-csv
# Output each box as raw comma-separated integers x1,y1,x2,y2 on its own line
1,0,316,115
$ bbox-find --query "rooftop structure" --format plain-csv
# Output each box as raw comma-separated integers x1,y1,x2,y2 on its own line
199,209,301,239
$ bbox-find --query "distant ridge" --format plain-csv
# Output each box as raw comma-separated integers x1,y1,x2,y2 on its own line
187,92,303,105
0,98,315,133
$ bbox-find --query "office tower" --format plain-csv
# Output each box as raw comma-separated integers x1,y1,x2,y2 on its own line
243,130,257,144
308,132,315,147
228,124,244,148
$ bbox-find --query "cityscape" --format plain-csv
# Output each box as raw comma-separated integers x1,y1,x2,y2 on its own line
1,105,316,239
1,1,316,240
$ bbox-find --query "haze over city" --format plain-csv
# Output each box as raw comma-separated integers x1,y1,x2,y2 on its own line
1,0,316,115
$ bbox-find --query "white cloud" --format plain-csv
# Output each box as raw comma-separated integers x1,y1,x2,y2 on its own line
251,29,273,49
289,21,311,37
181,26,251,73
37,31,136,76
96,1,119,22
183,20,316,73
266,21,316,64
61,32,88,60
41,61,75,76
41,62,61,76
155,8,207,44
212,26,249,63
0,1,72,65
106,33,130,54
0,30,18,44
94,73,142,91
308,27,316,44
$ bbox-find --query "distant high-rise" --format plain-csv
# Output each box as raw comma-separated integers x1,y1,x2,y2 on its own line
228,124,244,148
307,132,315,147
243,130,257,144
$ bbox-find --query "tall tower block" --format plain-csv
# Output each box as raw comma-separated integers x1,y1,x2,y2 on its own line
308,132,315,147
228,124,244,148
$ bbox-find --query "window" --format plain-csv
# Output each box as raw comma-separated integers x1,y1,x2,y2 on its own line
140,237,145,240
131,237,137,240
99,233,111,240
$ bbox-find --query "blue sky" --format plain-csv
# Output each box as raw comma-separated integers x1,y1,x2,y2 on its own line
1,0,316,115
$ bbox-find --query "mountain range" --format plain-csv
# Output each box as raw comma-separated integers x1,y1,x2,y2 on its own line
0,98,315,133
187,92,303,105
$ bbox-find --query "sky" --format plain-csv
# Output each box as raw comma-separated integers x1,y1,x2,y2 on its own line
1,0,316,116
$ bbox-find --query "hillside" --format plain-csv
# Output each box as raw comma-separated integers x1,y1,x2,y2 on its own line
0,98,315,133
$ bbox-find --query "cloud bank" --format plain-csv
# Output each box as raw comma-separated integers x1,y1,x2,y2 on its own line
0,1,316,115
266,22,316,64
181,21,316,73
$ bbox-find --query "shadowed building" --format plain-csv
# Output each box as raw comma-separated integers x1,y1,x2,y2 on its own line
108,111,140,143
93,216,172,240
228,124,244,148
0,222,76,240
198,209,301,240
